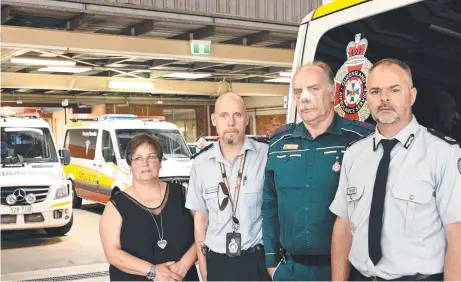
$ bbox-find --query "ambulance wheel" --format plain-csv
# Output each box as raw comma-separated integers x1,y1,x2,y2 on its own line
45,216,73,236
72,182,82,209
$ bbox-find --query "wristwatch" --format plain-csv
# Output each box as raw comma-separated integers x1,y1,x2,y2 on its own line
201,245,209,256
146,264,156,281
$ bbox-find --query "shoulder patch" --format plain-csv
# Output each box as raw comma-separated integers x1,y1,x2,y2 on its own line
346,131,374,150
190,143,214,159
249,136,270,144
270,123,295,139
427,128,460,146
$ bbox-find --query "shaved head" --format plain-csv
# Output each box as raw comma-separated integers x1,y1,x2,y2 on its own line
214,92,246,113
211,92,249,146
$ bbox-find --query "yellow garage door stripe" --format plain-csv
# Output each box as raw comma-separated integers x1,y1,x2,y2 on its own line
313,0,367,20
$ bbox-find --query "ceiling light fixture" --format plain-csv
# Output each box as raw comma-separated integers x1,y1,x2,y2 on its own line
10,57,76,66
162,72,212,79
108,80,154,90
264,77,291,83
38,66,93,73
279,71,292,77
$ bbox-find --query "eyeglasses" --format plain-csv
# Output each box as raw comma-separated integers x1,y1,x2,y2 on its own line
131,154,160,165
218,182,229,211
217,181,240,227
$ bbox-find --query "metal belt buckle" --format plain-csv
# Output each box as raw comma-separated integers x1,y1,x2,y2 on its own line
415,274,430,281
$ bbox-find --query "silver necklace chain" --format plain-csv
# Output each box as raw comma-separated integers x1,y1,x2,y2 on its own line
136,185,167,249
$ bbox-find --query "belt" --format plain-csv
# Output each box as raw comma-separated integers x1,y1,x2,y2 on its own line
205,244,264,257
291,254,331,267
350,267,443,281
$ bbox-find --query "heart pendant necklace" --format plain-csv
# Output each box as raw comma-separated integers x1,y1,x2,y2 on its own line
137,185,167,250
148,210,167,249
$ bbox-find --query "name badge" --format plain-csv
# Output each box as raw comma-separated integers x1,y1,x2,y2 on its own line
283,144,299,150
346,187,357,195
226,232,241,257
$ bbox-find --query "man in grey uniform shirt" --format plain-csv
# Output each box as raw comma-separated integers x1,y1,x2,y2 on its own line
186,92,270,281
330,58,461,281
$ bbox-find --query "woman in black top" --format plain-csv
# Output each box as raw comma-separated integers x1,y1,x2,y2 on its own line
100,133,198,281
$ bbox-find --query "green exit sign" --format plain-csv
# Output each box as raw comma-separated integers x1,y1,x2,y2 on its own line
190,40,211,55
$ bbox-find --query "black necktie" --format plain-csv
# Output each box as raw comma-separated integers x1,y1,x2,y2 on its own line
368,139,398,265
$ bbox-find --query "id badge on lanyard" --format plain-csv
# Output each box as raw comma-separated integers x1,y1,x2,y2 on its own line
220,151,248,256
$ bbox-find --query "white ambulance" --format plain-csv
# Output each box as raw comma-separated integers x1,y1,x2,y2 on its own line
288,0,460,140
63,114,192,208
0,109,73,236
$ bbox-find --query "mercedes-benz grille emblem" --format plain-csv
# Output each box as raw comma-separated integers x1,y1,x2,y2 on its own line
13,188,27,201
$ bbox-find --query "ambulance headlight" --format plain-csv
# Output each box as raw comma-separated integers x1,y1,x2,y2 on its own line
55,184,69,199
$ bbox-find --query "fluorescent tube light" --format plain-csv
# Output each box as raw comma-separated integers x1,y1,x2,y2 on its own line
279,71,292,77
264,77,291,83
10,57,76,66
162,72,212,79
108,81,154,90
38,66,93,73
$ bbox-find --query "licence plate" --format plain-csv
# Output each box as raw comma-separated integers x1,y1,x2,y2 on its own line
9,206,33,215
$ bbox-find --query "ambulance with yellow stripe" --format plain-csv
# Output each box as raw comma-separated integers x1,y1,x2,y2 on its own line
63,115,192,208
289,0,460,140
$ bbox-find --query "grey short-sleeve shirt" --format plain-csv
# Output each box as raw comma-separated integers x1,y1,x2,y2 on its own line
330,116,461,279
186,136,269,254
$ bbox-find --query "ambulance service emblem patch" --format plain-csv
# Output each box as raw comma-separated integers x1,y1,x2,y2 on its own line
334,34,372,121
332,161,341,172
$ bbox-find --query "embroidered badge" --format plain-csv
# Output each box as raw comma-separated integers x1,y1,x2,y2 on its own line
334,33,372,121
283,144,299,150
404,134,415,149
332,160,341,172
458,158,461,174
346,187,357,195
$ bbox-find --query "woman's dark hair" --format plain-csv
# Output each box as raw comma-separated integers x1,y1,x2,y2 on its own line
125,133,163,166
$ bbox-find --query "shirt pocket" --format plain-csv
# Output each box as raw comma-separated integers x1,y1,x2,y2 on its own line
391,183,434,236
241,177,263,223
203,185,229,223
270,150,307,188
345,185,365,233
314,148,344,182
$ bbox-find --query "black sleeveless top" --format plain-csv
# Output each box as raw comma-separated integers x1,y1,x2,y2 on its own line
109,183,199,281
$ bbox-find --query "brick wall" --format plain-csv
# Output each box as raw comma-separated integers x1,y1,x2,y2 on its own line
255,114,286,136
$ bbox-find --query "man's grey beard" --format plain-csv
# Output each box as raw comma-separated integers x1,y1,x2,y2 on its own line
223,136,240,145
372,106,409,125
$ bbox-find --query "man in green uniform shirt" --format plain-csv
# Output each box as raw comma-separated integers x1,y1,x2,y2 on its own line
262,62,374,281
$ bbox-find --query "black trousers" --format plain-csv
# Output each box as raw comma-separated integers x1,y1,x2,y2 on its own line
206,247,271,281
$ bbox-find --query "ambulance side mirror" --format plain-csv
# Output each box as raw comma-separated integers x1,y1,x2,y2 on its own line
59,148,71,166
102,147,116,164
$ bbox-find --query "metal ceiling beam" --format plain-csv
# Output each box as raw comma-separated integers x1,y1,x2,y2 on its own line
1,0,298,34
269,41,296,49
223,31,272,46
118,20,155,36
1,72,289,97
64,13,89,31
169,25,216,40
1,26,293,67
1,5,12,24
0,94,216,106
151,59,178,68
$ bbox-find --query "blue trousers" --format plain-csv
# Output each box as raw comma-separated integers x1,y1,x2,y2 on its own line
272,255,331,281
